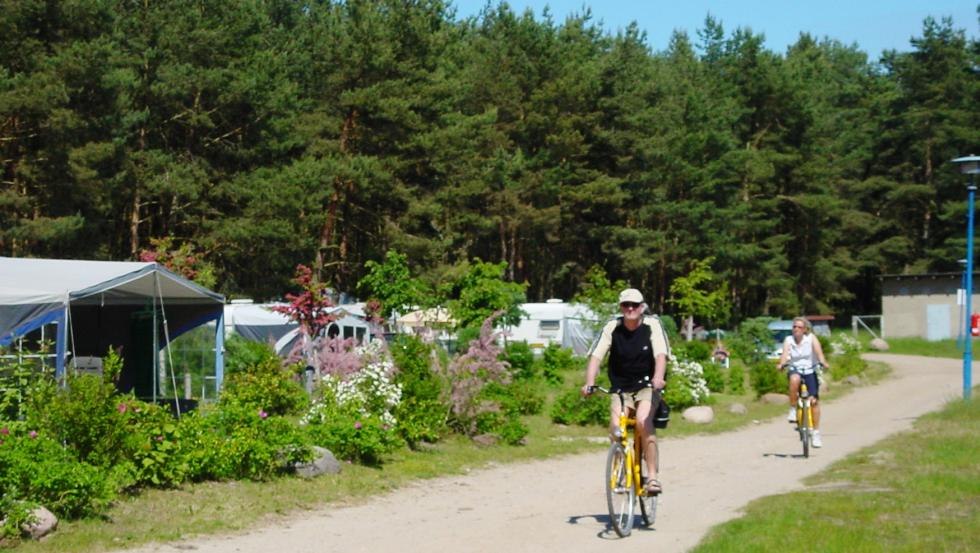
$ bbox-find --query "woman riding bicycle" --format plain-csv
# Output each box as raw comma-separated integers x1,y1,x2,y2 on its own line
777,316,830,448
581,288,670,495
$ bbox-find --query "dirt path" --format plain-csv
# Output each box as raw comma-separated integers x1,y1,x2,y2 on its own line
123,354,967,553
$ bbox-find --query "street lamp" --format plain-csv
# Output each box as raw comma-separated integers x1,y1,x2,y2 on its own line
952,155,980,400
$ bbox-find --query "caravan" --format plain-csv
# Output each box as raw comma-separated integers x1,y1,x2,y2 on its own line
503,300,600,355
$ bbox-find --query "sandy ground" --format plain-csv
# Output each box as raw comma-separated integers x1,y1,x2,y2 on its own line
121,354,967,553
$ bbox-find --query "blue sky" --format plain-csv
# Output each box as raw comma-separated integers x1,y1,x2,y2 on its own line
452,1,977,61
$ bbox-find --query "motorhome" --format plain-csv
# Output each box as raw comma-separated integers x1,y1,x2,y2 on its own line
503,300,600,355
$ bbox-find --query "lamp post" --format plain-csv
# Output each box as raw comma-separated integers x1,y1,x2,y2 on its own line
952,155,980,400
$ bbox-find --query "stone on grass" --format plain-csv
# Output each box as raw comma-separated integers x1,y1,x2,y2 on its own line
761,392,789,405
869,338,889,351
682,406,714,424
844,375,862,386
294,446,341,478
727,402,748,415
23,507,58,540
472,434,498,447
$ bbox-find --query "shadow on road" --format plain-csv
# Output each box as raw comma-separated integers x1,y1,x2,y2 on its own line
567,513,657,540
763,452,809,459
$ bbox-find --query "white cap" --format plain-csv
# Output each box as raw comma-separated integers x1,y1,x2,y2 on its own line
618,288,644,304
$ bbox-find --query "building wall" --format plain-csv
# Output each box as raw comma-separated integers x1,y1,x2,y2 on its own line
882,274,980,339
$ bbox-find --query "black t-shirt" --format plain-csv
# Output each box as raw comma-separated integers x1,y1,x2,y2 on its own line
608,322,654,391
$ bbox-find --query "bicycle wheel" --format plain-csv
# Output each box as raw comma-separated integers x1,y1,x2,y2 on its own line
639,438,658,527
605,443,634,537
800,401,810,458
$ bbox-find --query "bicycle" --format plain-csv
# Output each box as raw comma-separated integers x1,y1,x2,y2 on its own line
782,363,821,458
588,384,661,537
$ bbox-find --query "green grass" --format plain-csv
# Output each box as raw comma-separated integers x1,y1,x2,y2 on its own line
692,395,980,552
13,359,887,553
852,331,963,359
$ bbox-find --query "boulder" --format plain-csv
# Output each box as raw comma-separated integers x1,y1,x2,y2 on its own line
844,375,862,386
472,434,498,447
761,392,789,405
682,406,714,424
294,446,342,478
869,338,889,351
23,507,58,540
727,402,748,415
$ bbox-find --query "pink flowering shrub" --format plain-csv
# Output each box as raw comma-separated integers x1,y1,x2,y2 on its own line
442,312,527,443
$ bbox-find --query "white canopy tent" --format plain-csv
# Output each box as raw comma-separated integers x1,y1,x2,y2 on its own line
0,257,226,400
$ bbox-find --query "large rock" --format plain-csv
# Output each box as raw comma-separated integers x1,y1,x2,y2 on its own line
682,406,714,424
23,506,58,540
869,338,889,351
727,402,748,415
761,392,789,405
294,446,342,478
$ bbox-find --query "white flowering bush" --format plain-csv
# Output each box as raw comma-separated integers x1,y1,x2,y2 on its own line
829,333,861,356
663,356,711,410
300,341,404,464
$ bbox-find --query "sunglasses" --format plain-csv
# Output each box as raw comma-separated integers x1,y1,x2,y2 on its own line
620,302,641,309
793,325,805,329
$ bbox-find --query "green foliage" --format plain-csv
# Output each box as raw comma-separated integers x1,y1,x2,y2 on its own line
726,363,746,394
0,354,37,421
550,388,609,426
390,336,448,446
224,334,281,374
219,357,309,417
829,350,869,381
663,359,712,410
301,390,401,465
0,424,116,521
26,374,131,468
502,341,536,380
729,317,775,365
701,361,726,394
446,260,527,328
138,236,217,289
540,344,576,386
674,340,712,362
748,361,784,397
357,249,429,319
668,257,731,329
659,315,680,344
572,265,628,332
181,405,312,481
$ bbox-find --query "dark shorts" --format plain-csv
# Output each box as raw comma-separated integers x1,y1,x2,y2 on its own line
787,370,819,398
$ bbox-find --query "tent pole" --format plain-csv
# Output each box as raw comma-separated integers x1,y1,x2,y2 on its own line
214,309,225,395
55,302,69,385
152,276,158,404
155,273,182,418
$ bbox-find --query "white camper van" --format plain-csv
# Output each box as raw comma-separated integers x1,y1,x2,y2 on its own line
504,299,599,355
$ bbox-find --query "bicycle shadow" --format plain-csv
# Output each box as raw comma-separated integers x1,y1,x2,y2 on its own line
566,514,657,539
763,451,809,459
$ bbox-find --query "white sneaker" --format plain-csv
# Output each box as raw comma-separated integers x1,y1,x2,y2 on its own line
812,431,822,448
787,407,796,422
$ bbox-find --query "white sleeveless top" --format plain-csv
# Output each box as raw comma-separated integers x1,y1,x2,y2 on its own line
784,333,817,373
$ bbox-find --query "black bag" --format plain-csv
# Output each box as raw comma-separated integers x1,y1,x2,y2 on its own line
654,399,670,429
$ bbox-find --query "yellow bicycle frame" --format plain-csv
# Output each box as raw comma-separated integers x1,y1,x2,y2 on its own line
611,400,647,497
797,383,814,429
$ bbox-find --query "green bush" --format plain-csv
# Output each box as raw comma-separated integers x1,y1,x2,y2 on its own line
119,399,188,488
674,340,712,362
550,388,608,426
701,361,726,393
182,405,311,481
302,394,401,464
726,363,746,394
224,334,281,373
663,359,711,410
0,423,116,522
390,335,449,446
829,350,868,380
502,341,536,380
749,360,784,397
219,357,309,416
26,374,132,468
540,344,576,385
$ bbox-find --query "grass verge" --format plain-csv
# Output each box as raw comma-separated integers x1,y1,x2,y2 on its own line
692,395,980,552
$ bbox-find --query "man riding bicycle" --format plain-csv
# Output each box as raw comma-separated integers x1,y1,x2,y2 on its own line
581,288,670,495
777,316,831,448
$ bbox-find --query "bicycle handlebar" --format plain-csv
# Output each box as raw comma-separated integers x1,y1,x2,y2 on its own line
779,362,824,371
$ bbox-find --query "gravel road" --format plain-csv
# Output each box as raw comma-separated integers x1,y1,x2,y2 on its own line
122,353,966,553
